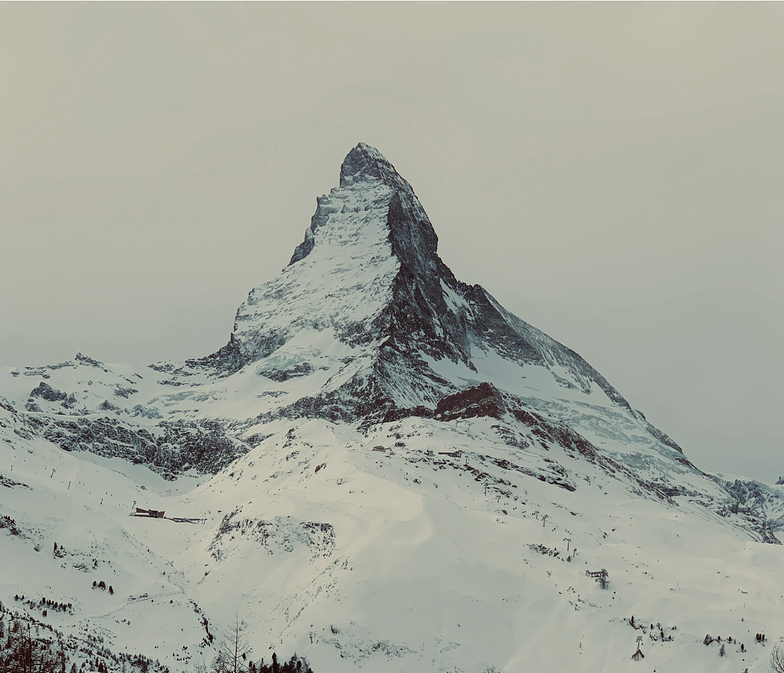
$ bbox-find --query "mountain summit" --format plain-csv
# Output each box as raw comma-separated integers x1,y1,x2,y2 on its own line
207,143,649,432
339,141,414,191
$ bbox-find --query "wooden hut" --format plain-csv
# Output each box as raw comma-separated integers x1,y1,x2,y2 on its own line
135,507,165,518
586,568,609,589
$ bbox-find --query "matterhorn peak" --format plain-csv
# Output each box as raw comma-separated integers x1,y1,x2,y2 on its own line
289,142,438,270
201,143,645,428
339,142,412,193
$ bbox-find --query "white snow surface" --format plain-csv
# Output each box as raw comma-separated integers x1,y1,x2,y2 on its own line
2,408,783,673
233,177,398,368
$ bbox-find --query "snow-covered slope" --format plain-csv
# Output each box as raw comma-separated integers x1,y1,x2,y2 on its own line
1,143,783,673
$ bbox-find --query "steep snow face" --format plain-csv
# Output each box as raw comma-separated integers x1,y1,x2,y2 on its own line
235,175,399,366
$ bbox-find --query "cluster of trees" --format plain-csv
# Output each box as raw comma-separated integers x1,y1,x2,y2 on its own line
91,581,114,595
13,596,74,617
0,515,21,537
0,611,169,673
202,651,312,673
703,633,744,654
1,607,322,673
78,650,168,673
196,617,313,673
0,617,66,673
247,655,312,673
702,632,770,661
634,622,672,642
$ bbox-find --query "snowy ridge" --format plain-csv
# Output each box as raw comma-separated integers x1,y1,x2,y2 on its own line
2,143,783,673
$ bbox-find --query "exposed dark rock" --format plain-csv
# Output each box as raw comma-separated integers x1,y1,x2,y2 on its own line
260,362,313,382
381,406,434,424
74,352,103,367
434,383,506,421
486,455,576,492
725,479,766,508
718,478,783,543
25,414,248,480
210,512,335,560
340,142,412,192
29,382,67,403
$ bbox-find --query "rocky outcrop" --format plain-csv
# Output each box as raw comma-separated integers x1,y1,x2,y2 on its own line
434,383,506,421
26,414,248,479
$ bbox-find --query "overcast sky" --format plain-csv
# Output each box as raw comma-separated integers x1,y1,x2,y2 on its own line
1,3,782,481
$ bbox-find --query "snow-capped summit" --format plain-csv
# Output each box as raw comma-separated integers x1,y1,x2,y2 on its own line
202,144,644,437
338,141,414,192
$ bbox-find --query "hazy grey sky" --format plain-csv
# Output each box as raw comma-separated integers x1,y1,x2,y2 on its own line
1,3,782,481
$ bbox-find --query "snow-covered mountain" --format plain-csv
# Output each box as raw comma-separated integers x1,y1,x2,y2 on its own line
1,143,783,673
